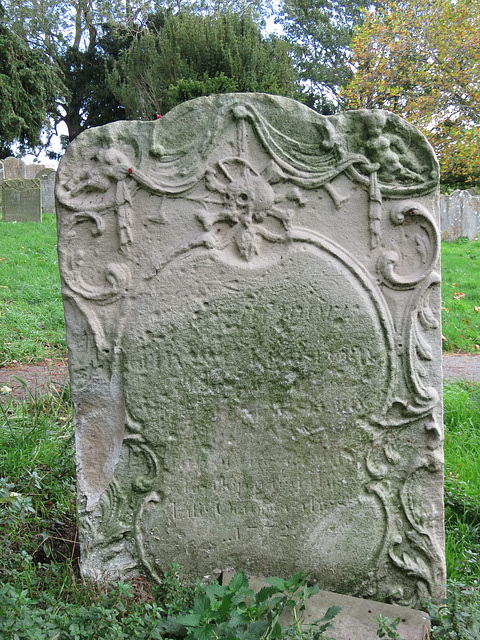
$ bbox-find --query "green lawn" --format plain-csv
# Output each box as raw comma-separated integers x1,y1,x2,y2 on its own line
0,218,479,638
0,214,66,365
441,237,480,352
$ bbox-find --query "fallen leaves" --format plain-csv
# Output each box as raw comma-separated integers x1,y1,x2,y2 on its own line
454,292,465,300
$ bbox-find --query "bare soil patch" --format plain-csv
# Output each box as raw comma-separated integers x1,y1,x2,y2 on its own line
1,353,479,405
0,360,69,403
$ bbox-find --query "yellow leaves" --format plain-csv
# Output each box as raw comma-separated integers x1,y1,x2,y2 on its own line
454,292,466,300
474,306,480,313
343,0,480,183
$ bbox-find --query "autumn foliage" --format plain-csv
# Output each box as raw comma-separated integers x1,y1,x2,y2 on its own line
343,0,480,188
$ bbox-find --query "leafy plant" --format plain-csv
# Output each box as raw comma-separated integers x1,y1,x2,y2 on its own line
376,615,404,640
162,569,340,640
428,582,480,640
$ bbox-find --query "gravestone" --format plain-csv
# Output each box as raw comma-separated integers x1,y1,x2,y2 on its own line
36,167,56,213
56,94,445,608
25,162,45,179
0,160,3,210
3,178,42,222
440,189,480,241
3,156,26,179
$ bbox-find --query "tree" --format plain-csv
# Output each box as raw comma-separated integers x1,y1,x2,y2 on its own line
0,2,61,155
1,0,276,149
107,9,299,119
1,0,146,146
276,0,372,113
343,0,480,188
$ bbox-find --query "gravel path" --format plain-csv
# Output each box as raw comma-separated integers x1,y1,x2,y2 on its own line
1,354,479,404
442,353,480,384
0,362,69,403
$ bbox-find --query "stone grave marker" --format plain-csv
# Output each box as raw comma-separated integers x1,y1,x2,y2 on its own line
3,156,26,179
36,167,56,213
3,178,42,222
25,162,45,179
0,160,3,210
56,94,445,608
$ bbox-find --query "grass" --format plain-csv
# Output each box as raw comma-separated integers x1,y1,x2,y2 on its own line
443,380,480,589
0,382,479,638
0,218,479,365
1,219,480,637
0,214,66,366
441,237,480,352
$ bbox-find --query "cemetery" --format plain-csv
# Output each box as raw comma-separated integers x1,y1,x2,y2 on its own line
1,1,480,637
0,156,56,222
1,91,480,639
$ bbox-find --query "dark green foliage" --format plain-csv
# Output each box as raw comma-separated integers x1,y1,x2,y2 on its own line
58,25,131,143
0,2,61,154
428,582,480,640
276,0,372,113
108,9,299,119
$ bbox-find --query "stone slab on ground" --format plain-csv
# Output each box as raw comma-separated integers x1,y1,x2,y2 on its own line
224,572,430,640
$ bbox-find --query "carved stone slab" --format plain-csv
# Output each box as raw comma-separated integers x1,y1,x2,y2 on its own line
3,178,42,222
3,156,26,179
56,94,445,607
36,167,56,213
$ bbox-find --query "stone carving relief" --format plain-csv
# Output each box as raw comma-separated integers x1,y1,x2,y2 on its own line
56,94,445,606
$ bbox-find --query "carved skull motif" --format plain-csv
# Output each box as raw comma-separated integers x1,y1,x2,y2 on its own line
222,174,275,226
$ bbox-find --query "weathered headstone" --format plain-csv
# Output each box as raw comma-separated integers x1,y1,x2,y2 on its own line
0,160,3,211
56,94,445,607
36,167,56,213
3,178,42,222
3,156,26,179
440,189,480,241
24,162,44,179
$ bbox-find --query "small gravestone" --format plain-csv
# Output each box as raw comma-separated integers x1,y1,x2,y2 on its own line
25,162,45,179
3,179,42,222
36,167,56,213
0,160,3,209
440,189,480,241
56,94,445,608
3,156,26,179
